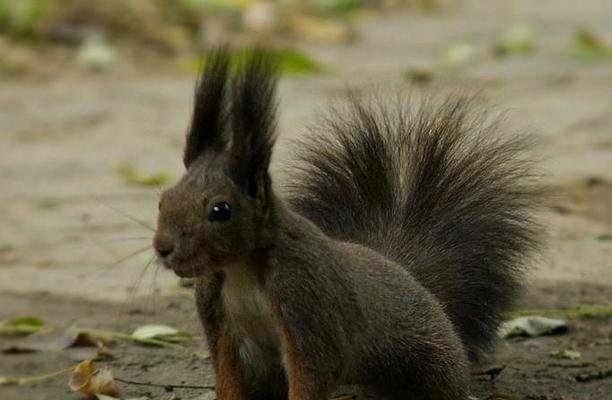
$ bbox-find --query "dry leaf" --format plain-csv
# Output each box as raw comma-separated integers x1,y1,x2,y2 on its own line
3,327,97,353
69,360,120,397
499,316,567,338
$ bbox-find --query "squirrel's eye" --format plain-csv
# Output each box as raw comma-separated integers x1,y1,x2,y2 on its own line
209,201,231,222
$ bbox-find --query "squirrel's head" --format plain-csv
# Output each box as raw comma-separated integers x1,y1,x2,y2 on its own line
154,49,278,278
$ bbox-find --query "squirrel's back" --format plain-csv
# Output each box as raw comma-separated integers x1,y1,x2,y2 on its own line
286,94,541,361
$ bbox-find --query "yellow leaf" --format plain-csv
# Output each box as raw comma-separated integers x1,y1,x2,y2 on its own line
68,360,120,397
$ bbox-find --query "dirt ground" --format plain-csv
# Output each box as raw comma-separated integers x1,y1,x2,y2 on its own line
1,1,611,399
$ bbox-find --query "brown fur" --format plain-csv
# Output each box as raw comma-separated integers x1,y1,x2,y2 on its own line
215,324,246,400
268,293,330,400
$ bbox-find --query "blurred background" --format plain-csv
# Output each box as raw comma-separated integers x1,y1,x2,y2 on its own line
1,0,611,399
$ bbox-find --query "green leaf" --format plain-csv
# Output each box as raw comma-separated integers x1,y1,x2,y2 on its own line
316,0,364,17
494,24,536,57
550,349,581,360
508,304,612,320
567,28,612,62
0,0,48,38
78,327,183,348
0,316,44,336
441,42,475,69
178,48,325,76
113,163,172,187
131,324,191,345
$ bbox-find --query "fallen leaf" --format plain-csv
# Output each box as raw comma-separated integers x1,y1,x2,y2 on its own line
68,344,115,362
113,163,171,187
69,360,120,397
499,316,567,338
178,48,325,75
507,305,612,320
3,327,98,353
596,233,612,241
494,24,536,57
77,327,181,348
131,324,190,344
442,42,476,69
405,65,434,84
567,28,612,62
0,316,44,336
77,36,116,71
550,349,582,360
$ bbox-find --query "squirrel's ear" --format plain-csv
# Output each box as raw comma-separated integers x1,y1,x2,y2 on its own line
229,49,279,201
184,48,231,168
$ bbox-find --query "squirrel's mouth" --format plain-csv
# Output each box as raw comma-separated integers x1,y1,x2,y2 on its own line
169,267,200,278
158,256,204,278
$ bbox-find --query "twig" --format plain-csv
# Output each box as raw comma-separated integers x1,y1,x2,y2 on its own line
0,366,73,386
115,377,215,391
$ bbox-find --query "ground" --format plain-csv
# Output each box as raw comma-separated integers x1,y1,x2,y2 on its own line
0,0,611,399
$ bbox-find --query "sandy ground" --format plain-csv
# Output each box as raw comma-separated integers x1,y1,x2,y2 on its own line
1,0,611,399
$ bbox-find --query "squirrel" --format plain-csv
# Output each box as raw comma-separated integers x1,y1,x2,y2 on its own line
153,48,541,400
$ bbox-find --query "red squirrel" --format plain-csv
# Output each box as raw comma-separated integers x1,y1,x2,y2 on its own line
153,48,541,399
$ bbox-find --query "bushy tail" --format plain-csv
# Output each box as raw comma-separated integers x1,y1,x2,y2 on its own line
286,94,541,361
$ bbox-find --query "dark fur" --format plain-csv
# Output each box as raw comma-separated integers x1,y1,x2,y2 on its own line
184,48,231,167
229,49,279,200
154,48,541,400
286,94,541,361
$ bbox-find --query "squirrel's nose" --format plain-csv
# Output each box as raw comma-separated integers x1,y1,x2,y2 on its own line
153,234,175,258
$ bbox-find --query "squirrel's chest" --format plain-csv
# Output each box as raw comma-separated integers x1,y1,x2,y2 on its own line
221,267,281,370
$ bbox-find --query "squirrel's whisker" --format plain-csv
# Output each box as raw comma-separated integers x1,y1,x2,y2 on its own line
96,236,153,243
96,200,156,232
144,262,163,313
118,253,158,320
103,245,152,270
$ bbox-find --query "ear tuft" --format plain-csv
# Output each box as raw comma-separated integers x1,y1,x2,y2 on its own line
230,48,279,198
184,47,231,168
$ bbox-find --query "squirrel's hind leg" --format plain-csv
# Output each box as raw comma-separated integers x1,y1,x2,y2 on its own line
364,363,471,400
249,367,288,400
360,332,471,400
